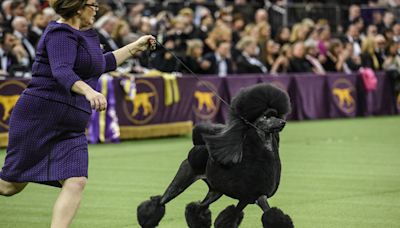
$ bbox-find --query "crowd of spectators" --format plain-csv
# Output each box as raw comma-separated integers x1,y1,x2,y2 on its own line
1,0,400,78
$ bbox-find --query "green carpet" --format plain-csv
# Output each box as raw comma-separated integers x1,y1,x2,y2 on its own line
1,116,400,228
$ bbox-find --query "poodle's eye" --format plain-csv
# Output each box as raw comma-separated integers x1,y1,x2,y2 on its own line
264,109,277,118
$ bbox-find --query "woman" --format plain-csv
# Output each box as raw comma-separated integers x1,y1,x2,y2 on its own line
183,39,206,74
0,1,156,228
235,36,267,74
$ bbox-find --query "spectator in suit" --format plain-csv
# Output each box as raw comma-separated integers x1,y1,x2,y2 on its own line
12,16,35,66
1,0,12,26
201,40,233,77
28,12,48,47
3,0,25,30
343,4,361,31
0,30,29,74
95,15,119,53
378,11,395,34
393,23,400,43
340,23,362,57
235,36,268,74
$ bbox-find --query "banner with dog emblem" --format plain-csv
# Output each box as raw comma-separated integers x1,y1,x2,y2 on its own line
327,74,357,118
0,80,28,131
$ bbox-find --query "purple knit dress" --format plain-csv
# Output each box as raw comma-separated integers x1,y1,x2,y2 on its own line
0,21,116,187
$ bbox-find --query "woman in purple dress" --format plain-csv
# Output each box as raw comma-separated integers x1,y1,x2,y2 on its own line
0,0,156,227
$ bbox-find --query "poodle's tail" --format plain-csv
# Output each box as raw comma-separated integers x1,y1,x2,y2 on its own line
137,195,165,228
261,207,294,228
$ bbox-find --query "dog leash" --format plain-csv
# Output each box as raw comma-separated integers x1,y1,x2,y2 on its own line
152,40,262,131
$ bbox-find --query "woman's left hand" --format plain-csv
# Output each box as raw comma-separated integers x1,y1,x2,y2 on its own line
134,35,157,52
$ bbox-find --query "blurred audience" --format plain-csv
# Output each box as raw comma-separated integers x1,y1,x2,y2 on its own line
0,0,399,77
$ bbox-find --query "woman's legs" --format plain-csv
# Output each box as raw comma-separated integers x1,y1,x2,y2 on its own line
0,179,27,196
51,177,87,228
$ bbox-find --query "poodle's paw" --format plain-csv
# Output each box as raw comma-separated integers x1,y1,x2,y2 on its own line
137,195,165,228
262,207,294,228
214,205,244,228
185,201,212,228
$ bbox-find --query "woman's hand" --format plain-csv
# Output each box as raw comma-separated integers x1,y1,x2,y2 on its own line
133,35,156,52
85,89,107,112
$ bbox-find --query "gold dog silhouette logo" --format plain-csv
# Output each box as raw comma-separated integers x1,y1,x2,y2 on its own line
0,80,27,129
332,78,356,114
123,79,159,125
193,81,220,120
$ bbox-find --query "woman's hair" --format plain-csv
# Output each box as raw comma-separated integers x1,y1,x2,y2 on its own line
235,36,256,51
328,39,343,55
361,36,375,54
49,0,86,19
111,20,130,40
186,39,203,57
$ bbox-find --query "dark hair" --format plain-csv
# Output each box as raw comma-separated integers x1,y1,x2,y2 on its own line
50,0,86,19
10,0,25,11
0,29,14,45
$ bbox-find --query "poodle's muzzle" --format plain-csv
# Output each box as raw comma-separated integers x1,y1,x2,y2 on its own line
255,116,286,133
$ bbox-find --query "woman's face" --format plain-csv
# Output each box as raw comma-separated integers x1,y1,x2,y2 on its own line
193,46,203,57
280,27,290,41
80,1,98,28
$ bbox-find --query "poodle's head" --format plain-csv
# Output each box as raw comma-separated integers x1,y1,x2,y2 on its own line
229,83,291,133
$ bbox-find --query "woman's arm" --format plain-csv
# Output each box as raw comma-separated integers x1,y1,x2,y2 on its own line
112,35,156,66
71,80,107,112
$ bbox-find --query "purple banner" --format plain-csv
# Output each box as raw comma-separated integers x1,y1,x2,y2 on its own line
293,74,328,120
361,72,397,116
0,79,29,132
260,75,292,92
222,75,260,122
327,73,358,118
0,72,399,139
114,77,162,125
190,76,226,124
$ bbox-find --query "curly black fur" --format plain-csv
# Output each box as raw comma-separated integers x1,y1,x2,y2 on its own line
137,196,165,228
262,207,294,228
185,202,212,228
229,83,291,123
214,205,244,228
137,83,293,228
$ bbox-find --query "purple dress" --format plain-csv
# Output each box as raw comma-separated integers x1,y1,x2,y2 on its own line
0,21,116,187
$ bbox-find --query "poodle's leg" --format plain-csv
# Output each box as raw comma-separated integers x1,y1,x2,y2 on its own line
256,195,270,212
200,190,223,206
257,195,294,228
214,201,248,228
185,190,223,228
159,159,201,205
137,159,200,228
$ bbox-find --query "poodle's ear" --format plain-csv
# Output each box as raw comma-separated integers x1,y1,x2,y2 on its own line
202,119,246,166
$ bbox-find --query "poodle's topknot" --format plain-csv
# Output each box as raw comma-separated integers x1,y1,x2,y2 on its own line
229,83,291,123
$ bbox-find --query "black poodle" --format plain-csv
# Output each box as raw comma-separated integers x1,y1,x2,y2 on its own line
137,83,294,228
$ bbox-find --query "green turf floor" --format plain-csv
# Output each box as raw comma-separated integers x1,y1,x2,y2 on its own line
1,116,400,228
